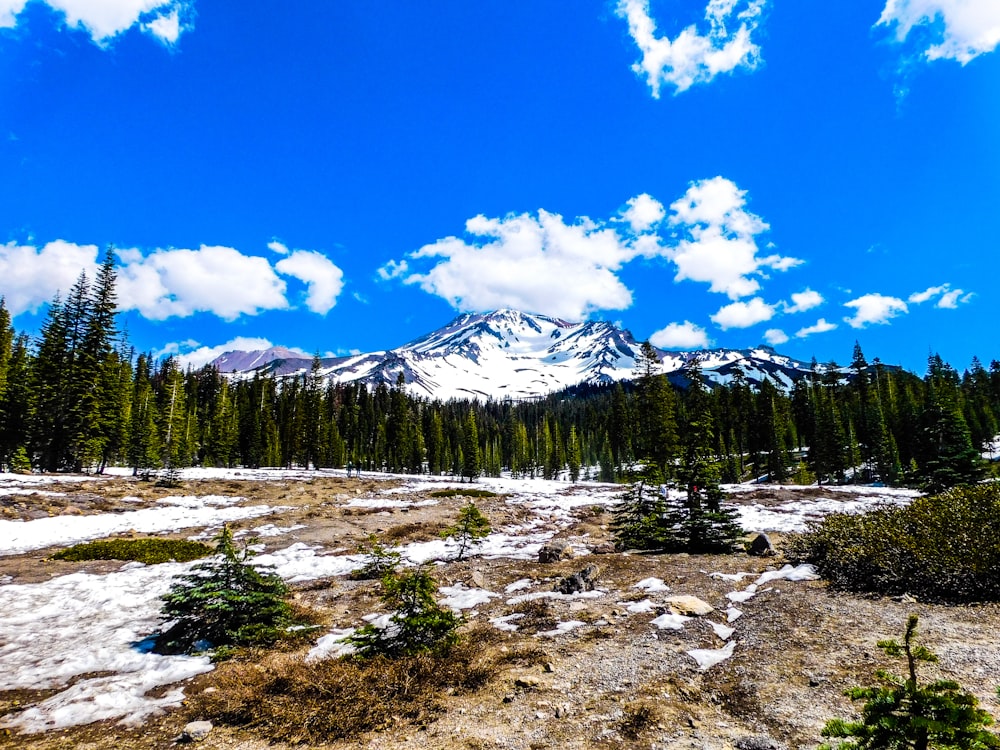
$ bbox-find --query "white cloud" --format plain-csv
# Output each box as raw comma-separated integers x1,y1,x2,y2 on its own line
396,200,661,321
617,0,767,97
0,1,28,29
763,328,789,345
710,296,775,329
667,177,800,299
1,0,192,45
795,318,837,338
267,240,290,256
0,239,345,322
843,293,909,328
937,288,969,308
908,283,950,303
116,245,288,321
0,240,101,315
377,259,409,281
878,0,1000,64
784,288,824,314
649,320,712,350
621,193,665,232
275,250,344,315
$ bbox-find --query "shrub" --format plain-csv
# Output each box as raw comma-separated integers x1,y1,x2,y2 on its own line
10,446,31,474
786,484,1000,603
347,567,461,658
429,488,497,499
153,526,299,654
440,501,491,561
189,628,517,743
349,534,402,580
52,538,213,565
820,615,999,749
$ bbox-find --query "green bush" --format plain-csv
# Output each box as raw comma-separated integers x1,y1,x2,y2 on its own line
440,501,491,561
52,538,213,565
349,534,402,580
429,488,497,499
347,567,461,658
153,526,300,654
821,615,999,749
786,484,1000,602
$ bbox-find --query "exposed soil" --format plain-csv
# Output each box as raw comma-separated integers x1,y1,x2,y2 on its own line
2,475,999,750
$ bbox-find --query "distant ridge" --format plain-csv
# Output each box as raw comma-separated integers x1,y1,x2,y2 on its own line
210,309,816,401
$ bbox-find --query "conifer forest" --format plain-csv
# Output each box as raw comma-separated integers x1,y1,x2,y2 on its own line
0,253,996,494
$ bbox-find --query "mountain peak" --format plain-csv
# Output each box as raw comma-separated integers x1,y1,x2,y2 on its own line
211,309,813,399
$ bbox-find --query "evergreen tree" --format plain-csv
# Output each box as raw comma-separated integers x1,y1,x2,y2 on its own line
461,409,480,482
347,567,461,658
441,501,491,561
821,615,999,750
567,425,582,482
634,342,678,474
610,463,678,551
676,359,743,553
154,525,295,654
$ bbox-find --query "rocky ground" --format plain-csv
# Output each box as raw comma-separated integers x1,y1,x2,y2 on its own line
1,471,997,750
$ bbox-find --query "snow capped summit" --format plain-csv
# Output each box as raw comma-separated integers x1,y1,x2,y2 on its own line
211,310,815,401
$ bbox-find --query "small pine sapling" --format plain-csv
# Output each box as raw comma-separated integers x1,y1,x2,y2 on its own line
10,446,31,474
350,533,402,580
441,501,491,561
347,567,461,658
821,614,1000,750
154,525,295,655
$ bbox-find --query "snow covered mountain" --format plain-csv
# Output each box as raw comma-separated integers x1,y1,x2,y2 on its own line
210,309,815,401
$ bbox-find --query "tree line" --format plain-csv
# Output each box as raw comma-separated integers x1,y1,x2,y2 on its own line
0,256,996,491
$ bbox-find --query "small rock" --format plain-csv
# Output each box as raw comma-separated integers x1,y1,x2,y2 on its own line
61,505,84,516
538,540,574,563
469,570,486,588
514,675,541,689
543,662,555,673
735,735,787,750
664,595,714,616
893,593,918,604
590,541,616,554
747,532,776,557
175,720,213,743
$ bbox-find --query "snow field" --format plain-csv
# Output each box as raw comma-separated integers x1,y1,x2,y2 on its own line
0,468,879,734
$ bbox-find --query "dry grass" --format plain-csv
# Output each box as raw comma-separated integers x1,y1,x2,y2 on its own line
618,700,661,740
187,627,535,744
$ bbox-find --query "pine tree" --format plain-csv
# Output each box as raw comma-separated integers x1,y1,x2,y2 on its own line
635,342,678,474
350,534,402,580
441,501,491,561
461,410,480,482
567,425,582,482
347,567,461,658
154,525,295,654
610,463,679,551
676,359,743,553
821,615,1000,750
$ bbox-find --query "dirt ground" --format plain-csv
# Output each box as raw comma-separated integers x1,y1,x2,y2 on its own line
2,475,999,750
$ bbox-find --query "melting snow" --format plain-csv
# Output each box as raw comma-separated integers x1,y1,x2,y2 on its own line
633,577,670,592
650,612,690,630
439,584,498,610
536,620,586,638
687,640,736,670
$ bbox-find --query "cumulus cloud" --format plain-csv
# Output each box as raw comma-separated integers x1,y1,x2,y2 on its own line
0,0,192,45
763,328,789,345
0,239,344,321
617,0,767,97
710,296,775,330
795,318,837,338
843,293,909,328
395,202,661,321
621,193,665,232
649,320,712,350
784,288,824,314
267,240,290,256
275,250,344,314
667,177,800,299
878,0,1000,64
116,245,288,320
908,283,972,309
0,240,101,315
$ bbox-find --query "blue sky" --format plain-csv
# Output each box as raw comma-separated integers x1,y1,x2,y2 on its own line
1,0,998,373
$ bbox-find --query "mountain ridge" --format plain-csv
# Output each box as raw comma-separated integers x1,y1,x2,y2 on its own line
210,309,816,400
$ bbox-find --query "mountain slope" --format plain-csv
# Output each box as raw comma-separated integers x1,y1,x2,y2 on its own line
211,309,815,400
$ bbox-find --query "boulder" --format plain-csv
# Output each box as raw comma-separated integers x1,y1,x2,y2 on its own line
747,532,776,557
589,541,616,555
554,565,600,594
664,595,714,616
538,540,574,563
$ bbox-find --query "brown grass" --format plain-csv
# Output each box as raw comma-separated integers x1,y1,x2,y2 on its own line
187,627,532,743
